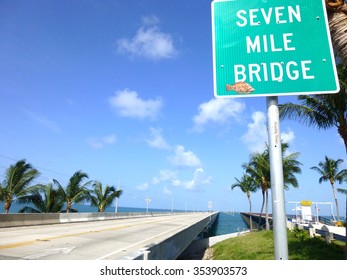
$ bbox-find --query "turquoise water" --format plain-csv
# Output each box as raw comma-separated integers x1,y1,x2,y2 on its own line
0,202,249,237
206,212,249,237
0,202,178,214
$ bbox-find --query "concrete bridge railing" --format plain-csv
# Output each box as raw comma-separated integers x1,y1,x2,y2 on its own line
0,212,185,228
131,212,219,260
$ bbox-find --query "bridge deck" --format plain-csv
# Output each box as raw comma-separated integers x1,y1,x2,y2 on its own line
0,212,217,260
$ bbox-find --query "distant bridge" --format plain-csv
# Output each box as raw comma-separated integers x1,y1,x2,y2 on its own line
240,212,273,229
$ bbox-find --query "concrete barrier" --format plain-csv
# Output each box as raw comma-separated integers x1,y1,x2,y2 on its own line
0,213,60,227
321,225,334,243
0,212,176,228
130,212,219,260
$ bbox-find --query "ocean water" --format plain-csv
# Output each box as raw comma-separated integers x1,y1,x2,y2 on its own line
0,202,175,214
0,202,249,237
206,212,249,237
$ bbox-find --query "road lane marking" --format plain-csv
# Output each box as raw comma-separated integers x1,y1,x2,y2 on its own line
0,225,131,250
96,223,188,260
0,215,189,251
23,246,76,260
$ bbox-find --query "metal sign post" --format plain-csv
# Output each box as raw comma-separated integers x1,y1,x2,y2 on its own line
146,196,151,213
266,96,288,260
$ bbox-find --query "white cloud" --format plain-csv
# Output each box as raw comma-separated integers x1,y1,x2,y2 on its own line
280,128,296,155
163,186,172,196
152,169,177,185
109,89,162,120
117,16,177,60
87,134,117,149
192,98,245,132
169,145,202,168
151,168,212,191
146,127,171,149
141,15,160,26
241,111,296,153
181,168,212,190
241,111,268,153
136,182,149,191
281,129,295,144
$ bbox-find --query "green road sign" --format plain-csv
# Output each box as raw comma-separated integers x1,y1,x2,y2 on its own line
211,0,340,98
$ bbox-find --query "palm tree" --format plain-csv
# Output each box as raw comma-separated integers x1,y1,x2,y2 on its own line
243,152,270,230
279,64,347,152
268,142,302,190
231,174,257,230
53,170,91,213
326,0,347,65
88,181,123,212
243,142,302,230
311,156,347,221
17,183,64,213
0,159,40,213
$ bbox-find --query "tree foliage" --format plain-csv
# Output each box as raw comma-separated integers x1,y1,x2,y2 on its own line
89,181,123,212
0,159,40,213
53,171,91,213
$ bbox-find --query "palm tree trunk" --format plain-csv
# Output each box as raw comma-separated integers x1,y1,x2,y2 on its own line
66,200,72,213
5,200,11,214
247,194,253,231
327,3,347,65
265,189,270,230
331,183,340,220
259,190,265,228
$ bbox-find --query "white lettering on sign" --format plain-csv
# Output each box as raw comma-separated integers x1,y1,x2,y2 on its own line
228,4,318,89
234,60,315,82
246,33,295,53
236,5,301,27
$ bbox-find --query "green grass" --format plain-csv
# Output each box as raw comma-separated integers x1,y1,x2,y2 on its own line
212,228,345,260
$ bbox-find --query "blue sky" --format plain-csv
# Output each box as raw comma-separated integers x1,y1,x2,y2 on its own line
0,0,345,216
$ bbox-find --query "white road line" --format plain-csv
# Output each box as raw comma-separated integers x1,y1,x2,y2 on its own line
96,223,187,260
23,246,75,260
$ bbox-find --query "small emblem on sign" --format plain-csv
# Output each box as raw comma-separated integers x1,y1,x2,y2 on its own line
226,82,255,94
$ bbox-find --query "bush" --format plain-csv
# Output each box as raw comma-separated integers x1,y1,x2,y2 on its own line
289,227,310,241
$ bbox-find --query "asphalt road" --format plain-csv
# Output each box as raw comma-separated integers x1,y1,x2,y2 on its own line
0,212,211,260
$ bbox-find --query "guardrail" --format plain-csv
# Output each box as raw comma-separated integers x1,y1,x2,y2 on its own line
318,216,333,225
287,214,336,226
307,224,346,243
293,223,346,243
315,228,346,242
